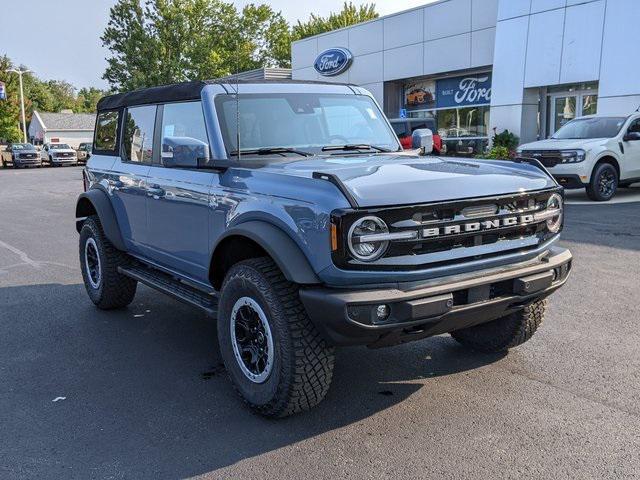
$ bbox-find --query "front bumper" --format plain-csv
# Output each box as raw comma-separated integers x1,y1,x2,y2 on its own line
14,158,42,167
553,174,586,189
52,157,77,164
299,247,572,348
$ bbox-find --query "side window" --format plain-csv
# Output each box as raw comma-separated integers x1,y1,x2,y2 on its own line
627,119,640,135
123,105,156,163
160,101,209,167
94,110,119,153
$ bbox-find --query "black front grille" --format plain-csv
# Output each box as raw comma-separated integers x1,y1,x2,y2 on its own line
332,189,560,271
19,153,36,159
520,150,562,168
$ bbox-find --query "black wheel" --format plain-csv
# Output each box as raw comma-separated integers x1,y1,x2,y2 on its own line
586,163,618,201
79,215,137,309
217,257,335,417
451,300,546,353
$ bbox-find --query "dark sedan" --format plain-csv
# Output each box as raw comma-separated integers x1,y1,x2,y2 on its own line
2,143,42,168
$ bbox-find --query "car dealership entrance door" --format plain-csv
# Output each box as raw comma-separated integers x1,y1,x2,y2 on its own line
546,83,598,136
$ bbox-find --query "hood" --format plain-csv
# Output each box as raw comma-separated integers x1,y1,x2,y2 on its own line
258,154,556,208
520,138,605,150
51,148,75,153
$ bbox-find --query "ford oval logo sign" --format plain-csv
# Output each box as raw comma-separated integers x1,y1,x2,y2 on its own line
314,48,353,76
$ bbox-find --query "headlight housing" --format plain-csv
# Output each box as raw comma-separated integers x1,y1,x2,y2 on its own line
347,216,390,262
545,193,563,233
559,149,586,163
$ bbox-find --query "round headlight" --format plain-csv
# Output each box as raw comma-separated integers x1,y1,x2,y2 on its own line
546,193,563,233
347,216,389,262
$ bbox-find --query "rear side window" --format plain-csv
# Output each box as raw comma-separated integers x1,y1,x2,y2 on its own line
122,105,156,163
94,111,119,153
160,101,209,167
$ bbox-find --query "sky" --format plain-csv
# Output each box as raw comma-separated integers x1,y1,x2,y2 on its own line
0,0,436,90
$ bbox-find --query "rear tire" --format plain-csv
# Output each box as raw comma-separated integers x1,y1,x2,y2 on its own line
217,257,335,417
79,216,137,309
586,163,618,201
450,300,546,353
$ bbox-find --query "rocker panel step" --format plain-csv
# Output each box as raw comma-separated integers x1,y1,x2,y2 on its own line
118,264,218,317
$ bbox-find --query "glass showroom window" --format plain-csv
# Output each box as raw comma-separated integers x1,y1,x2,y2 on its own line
409,105,490,155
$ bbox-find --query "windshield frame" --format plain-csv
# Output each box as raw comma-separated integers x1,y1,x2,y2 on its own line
551,116,627,140
213,92,401,163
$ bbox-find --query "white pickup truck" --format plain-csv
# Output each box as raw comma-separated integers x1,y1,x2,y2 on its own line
41,143,78,167
518,113,640,201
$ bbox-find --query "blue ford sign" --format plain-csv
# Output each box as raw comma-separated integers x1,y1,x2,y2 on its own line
0,81,6,100
314,48,353,76
436,74,492,108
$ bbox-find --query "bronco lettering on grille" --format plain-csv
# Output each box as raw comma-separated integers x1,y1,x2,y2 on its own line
423,214,536,239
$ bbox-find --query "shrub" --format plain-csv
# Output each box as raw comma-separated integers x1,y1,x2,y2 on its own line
492,129,520,151
483,146,511,160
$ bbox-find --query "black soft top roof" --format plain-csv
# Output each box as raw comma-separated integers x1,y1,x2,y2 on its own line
96,79,355,111
97,81,208,111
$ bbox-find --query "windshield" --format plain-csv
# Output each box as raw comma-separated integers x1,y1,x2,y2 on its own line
50,144,71,149
552,117,626,139
215,93,399,158
12,143,34,150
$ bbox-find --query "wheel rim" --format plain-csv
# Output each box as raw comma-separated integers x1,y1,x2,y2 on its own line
230,297,274,384
598,169,616,197
84,237,102,289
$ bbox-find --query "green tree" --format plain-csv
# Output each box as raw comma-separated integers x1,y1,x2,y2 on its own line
0,55,24,142
291,2,378,41
76,87,107,113
102,0,290,91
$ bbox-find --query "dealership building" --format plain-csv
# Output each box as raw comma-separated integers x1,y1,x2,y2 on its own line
291,0,640,153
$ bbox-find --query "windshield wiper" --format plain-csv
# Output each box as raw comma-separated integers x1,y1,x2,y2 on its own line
321,144,392,153
229,147,311,157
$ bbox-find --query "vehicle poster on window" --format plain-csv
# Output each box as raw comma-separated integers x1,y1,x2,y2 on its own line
404,80,436,110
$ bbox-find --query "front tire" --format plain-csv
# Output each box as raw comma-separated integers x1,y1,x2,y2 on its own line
217,257,335,417
450,300,546,353
79,216,137,309
586,163,618,201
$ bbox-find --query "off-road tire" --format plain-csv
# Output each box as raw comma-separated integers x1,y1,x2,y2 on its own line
586,163,618,201
217,257,335,417
79,215,137,309
450,300,546,353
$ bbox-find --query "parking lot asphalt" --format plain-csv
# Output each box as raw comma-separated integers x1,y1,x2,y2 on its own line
1,166,639,480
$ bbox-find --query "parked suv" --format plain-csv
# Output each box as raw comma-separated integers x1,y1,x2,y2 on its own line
3,143,42,168
76,80,572,417
518,114,640,201
41,143,78,166
77,142,93,164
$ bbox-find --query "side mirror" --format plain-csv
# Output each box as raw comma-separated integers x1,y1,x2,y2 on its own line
411,128,434,155
161,136,210,168
623,131,640,142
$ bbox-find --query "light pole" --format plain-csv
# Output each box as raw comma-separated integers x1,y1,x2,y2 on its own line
6,68,31,143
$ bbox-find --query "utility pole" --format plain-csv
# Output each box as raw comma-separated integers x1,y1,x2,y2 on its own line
6,68,31,143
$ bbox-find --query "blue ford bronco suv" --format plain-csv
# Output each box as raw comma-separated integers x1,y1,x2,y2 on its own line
76,80,572,417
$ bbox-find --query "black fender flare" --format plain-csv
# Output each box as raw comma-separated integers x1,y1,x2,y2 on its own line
75,188,126,251
213,221,321,285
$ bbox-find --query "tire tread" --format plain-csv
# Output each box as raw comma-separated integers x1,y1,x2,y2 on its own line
80,216,137,310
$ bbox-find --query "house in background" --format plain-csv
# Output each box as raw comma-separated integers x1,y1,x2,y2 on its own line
28,110,95,147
